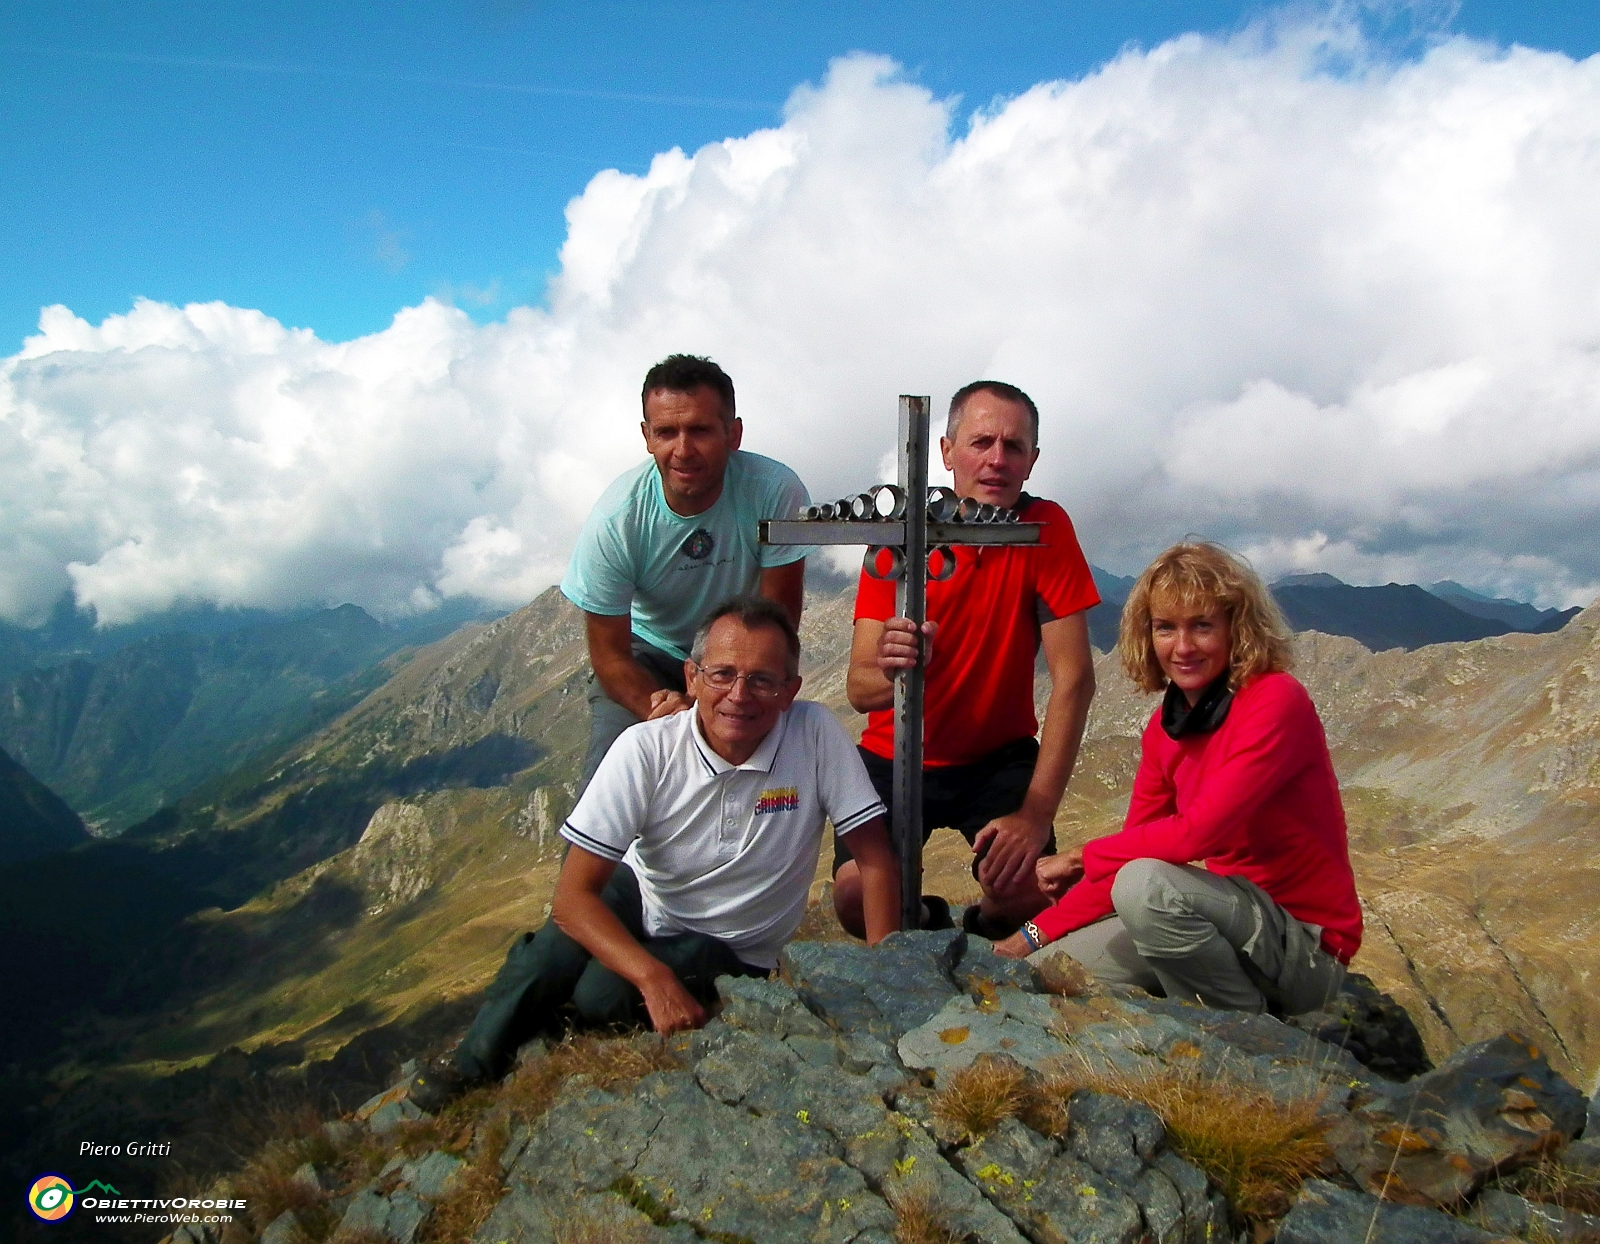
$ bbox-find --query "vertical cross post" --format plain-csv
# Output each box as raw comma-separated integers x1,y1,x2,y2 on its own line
893,395,929,932
756,393,1041,938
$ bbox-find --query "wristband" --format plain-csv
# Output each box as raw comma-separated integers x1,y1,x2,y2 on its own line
1019,920,1043,951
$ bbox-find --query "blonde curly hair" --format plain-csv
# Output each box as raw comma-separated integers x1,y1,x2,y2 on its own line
1118,541,1294,694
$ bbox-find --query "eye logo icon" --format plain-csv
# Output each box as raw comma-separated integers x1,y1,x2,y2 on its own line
28,1174,75,1221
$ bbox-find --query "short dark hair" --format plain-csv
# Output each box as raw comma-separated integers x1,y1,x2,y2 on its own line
641,354,736,426
691,595,800,675
947,380,1040,446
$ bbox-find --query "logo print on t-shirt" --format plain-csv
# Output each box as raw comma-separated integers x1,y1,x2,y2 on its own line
755,787,799,815
681,528,715,561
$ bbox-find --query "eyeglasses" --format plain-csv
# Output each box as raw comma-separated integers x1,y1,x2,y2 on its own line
691,663,791,698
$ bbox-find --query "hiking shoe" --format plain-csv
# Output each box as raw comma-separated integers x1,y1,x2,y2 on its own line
920,895,955,931
960,902,1016,941
407,1058,482,1114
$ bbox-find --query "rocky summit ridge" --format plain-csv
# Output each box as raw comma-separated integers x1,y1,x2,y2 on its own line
164,931,1600,1244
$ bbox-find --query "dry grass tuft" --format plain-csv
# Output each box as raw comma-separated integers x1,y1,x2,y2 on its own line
233,1130,338,1237
1017,1069,1077,1140
931,1056,1030,1140
229,1101,401,1240
551,1211,654,1244
931,1055,1074,1142
175,1079,332,1178
501,1033,682,1125
417,1113,511,1244
226,1034,679,1242
1493,1147,1600,1217
1070,1062,1331,1223
886,1183,963,1244
389,1085,499,1157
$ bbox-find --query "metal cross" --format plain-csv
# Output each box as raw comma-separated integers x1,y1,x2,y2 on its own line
759,395,1043,931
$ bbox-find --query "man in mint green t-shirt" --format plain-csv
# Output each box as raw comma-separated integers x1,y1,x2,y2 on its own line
561,355,813,787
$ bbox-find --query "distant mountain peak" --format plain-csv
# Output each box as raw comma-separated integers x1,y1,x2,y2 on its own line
1089,564,1137,591
1273,572,1347,588
1422,581,1575,632
1428,579,1493,603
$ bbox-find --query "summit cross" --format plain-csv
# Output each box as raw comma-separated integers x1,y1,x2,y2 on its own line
759,395,1044,932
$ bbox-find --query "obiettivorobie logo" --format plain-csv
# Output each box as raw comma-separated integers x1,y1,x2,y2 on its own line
28,1175,119,1222
27,1174,244,1225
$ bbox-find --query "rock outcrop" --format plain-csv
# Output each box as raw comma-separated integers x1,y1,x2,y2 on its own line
189,932,1594,1244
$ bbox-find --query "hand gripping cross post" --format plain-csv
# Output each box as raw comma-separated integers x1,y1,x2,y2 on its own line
759,395,1043,931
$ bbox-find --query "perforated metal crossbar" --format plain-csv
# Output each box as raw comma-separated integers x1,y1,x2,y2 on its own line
758,395,1043,931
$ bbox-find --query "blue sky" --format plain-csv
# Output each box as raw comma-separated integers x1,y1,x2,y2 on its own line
5,2,1600,622
5,1,1599,351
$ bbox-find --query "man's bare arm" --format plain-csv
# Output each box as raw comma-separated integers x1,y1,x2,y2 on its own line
973,610,1096,893
758,559,805,625
585,612,692,721
846,616,938,714
551,845,706,1033
846,618,891,713
843,817,900,944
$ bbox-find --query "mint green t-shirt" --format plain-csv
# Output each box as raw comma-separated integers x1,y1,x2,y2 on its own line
560,451,813,660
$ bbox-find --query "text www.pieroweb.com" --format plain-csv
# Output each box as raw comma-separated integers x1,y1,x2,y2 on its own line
83,1196,242,1226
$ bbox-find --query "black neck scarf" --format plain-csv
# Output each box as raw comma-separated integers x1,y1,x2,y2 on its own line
1161,673,1234,739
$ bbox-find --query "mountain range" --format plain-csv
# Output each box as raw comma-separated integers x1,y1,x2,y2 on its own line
0,591,498,687
0,599,503,833
4,576,1596,1097
1086,567,1580,654
1429,579,1581,630
0,570,1570,846
2,567,1596,1211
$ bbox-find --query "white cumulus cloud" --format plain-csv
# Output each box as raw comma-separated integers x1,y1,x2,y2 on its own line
5,7,1600,626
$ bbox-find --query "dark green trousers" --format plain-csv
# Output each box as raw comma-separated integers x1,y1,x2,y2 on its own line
454,863,763,1080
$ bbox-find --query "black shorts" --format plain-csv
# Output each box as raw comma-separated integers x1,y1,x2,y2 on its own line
832,736,1056,878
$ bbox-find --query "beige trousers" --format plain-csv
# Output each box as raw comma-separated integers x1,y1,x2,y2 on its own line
1034,859,1345,1015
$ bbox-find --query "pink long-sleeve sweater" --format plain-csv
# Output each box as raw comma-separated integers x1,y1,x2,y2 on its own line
1031,670,1362,963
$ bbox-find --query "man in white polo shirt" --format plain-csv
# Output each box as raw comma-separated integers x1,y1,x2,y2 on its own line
417,595,899,1099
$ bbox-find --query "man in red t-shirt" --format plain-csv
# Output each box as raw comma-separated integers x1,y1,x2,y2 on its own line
833,381,1100,939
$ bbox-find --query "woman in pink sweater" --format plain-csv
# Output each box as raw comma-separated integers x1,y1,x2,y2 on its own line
993,541,1360,1015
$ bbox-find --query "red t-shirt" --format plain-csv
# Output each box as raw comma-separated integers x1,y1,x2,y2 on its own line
1030,671,1363,964
854,497,1100,766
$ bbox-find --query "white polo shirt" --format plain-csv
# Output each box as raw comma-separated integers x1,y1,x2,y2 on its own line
560,700,886,969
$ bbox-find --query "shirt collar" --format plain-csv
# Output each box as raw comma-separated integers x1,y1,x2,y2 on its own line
689,703,790,775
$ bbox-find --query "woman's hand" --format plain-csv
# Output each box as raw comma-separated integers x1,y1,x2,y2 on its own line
1035,848,1084,898
991,930,1034,959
